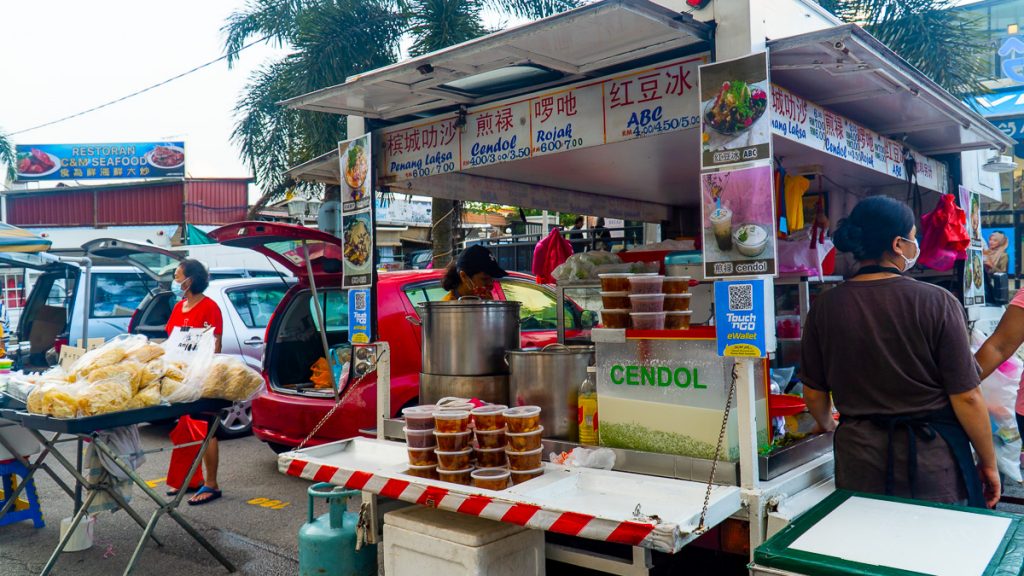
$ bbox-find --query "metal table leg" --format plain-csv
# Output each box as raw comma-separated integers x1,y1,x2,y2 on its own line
0,431,75,520
91,417,236,575
40,488,99,576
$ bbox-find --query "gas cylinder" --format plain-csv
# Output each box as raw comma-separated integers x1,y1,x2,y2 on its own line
298,483,377,576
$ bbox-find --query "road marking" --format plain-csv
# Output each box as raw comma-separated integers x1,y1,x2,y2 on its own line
247,497,290,510
146,477,166,488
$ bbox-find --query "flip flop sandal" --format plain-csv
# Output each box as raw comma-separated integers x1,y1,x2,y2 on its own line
187,486,222,506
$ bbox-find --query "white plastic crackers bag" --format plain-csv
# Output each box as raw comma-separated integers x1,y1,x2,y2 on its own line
160,327,217,403
972,329,1024,483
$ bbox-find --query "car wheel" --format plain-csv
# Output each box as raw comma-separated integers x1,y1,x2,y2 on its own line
216,401,253,440
268,442,294,455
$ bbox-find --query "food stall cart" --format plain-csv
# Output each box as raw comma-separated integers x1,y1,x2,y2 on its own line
273,0,1015,573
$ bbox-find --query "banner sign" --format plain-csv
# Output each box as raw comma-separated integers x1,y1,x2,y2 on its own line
700,164,778,279
14,142,186,181
715,279,768,358
770,85,947,193
348,288,372,344
379,54,708,183
961,185,984,251
339,134,374,288
699,52,772,169
965,248,987,307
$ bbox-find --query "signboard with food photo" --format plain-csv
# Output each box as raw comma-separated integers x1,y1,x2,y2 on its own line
700,164,778,279
339,134,375,288
14,142,186,181
964,247,986,307
699,53,771,170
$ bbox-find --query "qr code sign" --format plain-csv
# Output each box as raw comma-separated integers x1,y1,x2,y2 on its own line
728,284,754,312
354,291,367,310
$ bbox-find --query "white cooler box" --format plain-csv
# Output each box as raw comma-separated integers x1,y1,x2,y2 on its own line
383,505,545,576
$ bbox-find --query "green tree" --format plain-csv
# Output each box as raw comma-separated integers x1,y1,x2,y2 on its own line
0,131,14,183
819,0,990,98
224,0,579,216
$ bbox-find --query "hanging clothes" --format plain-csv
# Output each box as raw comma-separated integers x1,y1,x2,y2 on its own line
784,175,810,232
532,228,574,285
86,425,146,514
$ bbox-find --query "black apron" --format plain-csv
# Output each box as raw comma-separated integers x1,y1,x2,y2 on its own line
835,266,985,508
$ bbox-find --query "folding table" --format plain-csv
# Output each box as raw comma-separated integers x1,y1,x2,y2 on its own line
0,399,235,576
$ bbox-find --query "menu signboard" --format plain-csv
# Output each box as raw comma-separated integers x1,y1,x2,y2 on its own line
770,84,947,193
379,54,709,182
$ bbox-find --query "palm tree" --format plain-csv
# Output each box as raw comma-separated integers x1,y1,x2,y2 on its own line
819,0,990,99
0,131,14,184
224,0,579,217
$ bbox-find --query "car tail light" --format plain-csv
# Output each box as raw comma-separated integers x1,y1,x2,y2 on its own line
128,308,141,333
54,337,68,354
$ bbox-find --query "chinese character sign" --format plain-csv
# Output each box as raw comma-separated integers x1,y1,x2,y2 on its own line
381,117,460,182
699,53,771,169
14,142,185,182
700,165,778,279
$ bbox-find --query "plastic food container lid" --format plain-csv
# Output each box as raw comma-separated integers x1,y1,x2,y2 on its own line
403,427,435,435
665,293,692,298
629,293,665,300
438,467,474,476
506,425,544,438
434,447,473,456
629,312,667,317
407,463,437,471
599,291,629,296
433,410,470,419
598,273,632,278
433,430,472,437
666,311,693,315
504,406,541,418
510,466,545,475
505,446,544,455
664,276,692,281
470,404,508,415
407,446,436,453
601,308,630,313
471,468,511,480
402,405,437,416
475,444,507,453
474,426,508,435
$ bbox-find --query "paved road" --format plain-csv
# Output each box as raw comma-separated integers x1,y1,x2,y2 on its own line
1,423,310,576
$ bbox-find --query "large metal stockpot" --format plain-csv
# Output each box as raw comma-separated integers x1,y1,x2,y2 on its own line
507,344,595,440
415,300,521,376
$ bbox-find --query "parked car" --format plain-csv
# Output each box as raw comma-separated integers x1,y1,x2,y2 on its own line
207,222,597,453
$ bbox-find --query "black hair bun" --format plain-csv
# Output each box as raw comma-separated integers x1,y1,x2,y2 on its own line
833,220,865,258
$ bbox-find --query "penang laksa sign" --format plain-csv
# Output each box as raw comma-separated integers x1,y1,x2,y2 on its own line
14,142,186,182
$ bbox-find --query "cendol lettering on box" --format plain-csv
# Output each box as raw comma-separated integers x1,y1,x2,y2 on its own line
609,365,707,389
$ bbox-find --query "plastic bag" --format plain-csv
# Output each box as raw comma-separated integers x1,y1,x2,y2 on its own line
549,447,615,470
971,330,1023,483
551,252,622,285
67,334,147,382
78,373,133,417
199,355,265,402
166,415,206,491
160,327,217,403
27,381,84,418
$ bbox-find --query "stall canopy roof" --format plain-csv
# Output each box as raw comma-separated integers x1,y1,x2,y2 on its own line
285,149,340,185
280,0,712,120
769,24,1013,156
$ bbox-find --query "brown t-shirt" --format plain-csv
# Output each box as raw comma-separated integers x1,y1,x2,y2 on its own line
801,276,979,503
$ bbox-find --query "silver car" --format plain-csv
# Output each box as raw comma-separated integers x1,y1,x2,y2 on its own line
85,239,293,439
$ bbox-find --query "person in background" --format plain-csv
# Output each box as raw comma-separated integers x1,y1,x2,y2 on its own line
165,259,225,506
591,217,612,252
318,185,342,238
984,231,1009,275
441,245,508,301
801,196,999,508
568,216,586,254
976,284,1024,445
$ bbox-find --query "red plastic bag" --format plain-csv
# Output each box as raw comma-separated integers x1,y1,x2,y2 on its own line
918,194,970,271
166,415,207,490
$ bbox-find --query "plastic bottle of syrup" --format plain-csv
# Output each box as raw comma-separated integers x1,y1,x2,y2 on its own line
578,366,599,445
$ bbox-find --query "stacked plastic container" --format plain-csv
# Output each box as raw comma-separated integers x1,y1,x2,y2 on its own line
503,406,544,485
598,272,693,330
403,405,440,479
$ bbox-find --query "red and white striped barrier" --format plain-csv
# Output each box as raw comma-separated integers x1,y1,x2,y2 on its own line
279,453,687,552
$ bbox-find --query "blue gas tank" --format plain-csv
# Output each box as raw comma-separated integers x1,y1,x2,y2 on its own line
298,483,377,576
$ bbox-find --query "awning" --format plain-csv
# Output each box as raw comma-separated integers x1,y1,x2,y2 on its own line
769,24,1014,156
285,149,340,185
281,0,712,120
966,86,1024,120
0,223,51,253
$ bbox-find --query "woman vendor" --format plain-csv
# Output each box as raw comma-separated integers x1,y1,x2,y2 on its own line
441,245,509,301
801,196,999,508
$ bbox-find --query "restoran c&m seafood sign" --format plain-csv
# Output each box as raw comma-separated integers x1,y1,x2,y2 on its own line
378,54,709,182
14,142,186,182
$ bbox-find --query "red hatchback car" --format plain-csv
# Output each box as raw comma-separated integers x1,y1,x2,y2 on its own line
208,222,595,453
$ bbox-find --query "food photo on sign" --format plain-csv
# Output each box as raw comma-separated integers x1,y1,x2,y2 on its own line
699,52,771,169
964,247,986,307
701,164,778,278
339,134,371,212
342,210,373,287
14,142,186,181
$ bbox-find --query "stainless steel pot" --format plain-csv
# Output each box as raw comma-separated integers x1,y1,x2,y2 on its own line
414,300,521,376
507,344,594,440
418,373,510,406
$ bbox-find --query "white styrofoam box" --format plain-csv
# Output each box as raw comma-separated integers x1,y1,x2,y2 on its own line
0,419,41,460
383,506,545,576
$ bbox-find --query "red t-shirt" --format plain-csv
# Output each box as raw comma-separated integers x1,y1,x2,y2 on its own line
166,296,223,336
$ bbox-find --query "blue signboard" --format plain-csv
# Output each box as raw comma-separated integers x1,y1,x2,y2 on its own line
14,142,185,182
348,288,371,344
715,279,767,358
